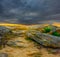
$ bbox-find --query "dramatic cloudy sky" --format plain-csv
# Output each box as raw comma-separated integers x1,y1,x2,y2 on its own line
0,0,60,24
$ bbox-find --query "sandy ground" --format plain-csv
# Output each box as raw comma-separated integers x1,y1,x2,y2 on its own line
0,23,60,57
0,36,60,57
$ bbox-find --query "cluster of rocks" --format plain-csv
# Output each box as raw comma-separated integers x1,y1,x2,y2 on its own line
0,26,13,48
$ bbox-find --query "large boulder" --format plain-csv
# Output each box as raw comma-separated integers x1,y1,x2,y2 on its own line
26,25,60,48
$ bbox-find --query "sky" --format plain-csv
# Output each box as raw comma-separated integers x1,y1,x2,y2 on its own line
0,0,60,24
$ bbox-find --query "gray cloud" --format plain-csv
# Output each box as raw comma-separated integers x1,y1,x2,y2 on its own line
0,0,60,24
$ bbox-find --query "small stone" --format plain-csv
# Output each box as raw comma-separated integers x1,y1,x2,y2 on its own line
0,53,8,57
7,41,26,48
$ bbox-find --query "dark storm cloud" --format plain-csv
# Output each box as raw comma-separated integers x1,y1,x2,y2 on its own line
0,0,60,24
